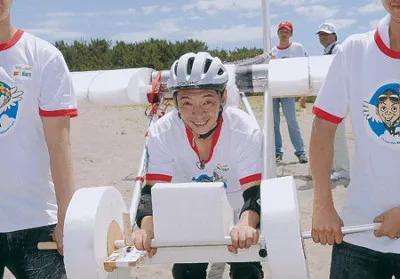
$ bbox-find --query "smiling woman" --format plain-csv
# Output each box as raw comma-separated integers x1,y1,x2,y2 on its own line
176,89,224,137
132,51,264,279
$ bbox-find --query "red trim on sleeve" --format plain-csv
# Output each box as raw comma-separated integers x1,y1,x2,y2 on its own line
374,28,400,59
185,116,224,165
0,29,24,51
146,174,172,182
136,177,144,182
39,108,78,118
276,42,292,50
312,106,343,124
239,173,262,186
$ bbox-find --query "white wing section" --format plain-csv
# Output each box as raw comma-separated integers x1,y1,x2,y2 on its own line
268,55,334,98
70,68,153,106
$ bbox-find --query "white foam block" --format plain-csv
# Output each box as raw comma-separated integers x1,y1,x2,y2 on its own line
152,182,234,244
309,55,334,94
63,186,127,279
70,70,102,102
260,176,309,279
268,57,309,98
70,68,153,106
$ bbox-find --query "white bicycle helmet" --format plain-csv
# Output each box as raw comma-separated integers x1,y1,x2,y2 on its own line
167,52,229,96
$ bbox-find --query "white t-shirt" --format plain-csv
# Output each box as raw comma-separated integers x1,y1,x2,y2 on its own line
0,30,77,232
269,42,306,59
313,15,400,253
324,41,340,55
146,107,263,213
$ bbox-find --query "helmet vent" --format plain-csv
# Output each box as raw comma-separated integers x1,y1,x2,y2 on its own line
187,57,195,75
174,62,179,76
218,68,225,75
204,58,213,74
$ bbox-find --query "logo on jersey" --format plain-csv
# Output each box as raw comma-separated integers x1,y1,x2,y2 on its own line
0,81,24,135
13,65,32,80
363,83,400,144
191,163,230,189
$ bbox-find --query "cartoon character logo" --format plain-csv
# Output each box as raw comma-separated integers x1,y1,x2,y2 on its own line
363,84,400,144
191,163,230,189
0,81,24,135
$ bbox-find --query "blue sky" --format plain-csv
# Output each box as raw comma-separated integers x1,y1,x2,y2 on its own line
12,0,388,57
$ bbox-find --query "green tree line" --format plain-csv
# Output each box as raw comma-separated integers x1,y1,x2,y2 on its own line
54,38,263,72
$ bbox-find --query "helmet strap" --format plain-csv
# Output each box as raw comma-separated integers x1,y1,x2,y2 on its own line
177,90,225,140
198,108,223,139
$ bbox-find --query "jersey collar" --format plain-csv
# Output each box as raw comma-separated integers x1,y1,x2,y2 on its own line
374,15,400,59
0,29,24,51
185,115,224,165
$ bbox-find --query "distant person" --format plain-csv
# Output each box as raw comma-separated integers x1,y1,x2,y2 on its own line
269,21,308,164
316,22,350,182
0,0,77,278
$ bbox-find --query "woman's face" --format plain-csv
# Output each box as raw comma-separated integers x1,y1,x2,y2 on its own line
382,0,400,22
0,0,12,23
176,89,225,136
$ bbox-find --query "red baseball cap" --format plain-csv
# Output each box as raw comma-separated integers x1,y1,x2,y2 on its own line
278,21,293,31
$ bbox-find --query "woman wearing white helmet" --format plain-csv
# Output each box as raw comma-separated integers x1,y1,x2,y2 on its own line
132,52,264,279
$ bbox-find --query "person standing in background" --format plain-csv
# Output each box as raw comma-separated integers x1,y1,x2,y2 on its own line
269,21,308,164
316,22,350,182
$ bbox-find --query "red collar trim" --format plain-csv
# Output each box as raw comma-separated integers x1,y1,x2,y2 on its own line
185,116,224,165
277,42,292,50
0,29,24,51
374,28,400,59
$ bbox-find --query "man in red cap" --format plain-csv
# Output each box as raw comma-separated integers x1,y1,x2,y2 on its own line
269,20,308,164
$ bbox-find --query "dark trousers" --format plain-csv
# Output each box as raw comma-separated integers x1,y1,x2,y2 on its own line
172,262,263,279
0,224,66,279
330,241,400,279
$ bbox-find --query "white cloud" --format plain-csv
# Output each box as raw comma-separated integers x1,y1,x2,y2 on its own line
112,19,183,43
327,18,357,30
25,28,85,39
183,0,261,13
190,24,277,44
182,0,329,14
47,9,137,18
160,6,173,13
358,0,385,14
141,5,173,15
239,12,260,19
295,5,338,20
191,16,203,20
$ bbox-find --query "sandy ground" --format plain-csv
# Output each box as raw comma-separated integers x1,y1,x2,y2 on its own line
4,97,353,279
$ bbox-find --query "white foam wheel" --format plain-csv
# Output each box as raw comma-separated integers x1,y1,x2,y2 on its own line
260,176,309,279
63,186,127,279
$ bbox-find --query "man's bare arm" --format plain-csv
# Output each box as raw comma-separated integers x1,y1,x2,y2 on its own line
42,116,75,228
310,116,337,208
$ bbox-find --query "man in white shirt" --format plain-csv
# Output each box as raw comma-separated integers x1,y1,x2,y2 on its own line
269,21,308,164
0,1,77,278
316,22,350,183
310,1,400,278
132,52,264,279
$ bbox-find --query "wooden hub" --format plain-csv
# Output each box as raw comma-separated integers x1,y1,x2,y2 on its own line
107,220,123,256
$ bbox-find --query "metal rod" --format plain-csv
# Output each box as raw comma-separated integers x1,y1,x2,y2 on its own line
301,223,381,239
128,98,166,227
262,0,271,54
263,88,276,178
150,236,265,248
